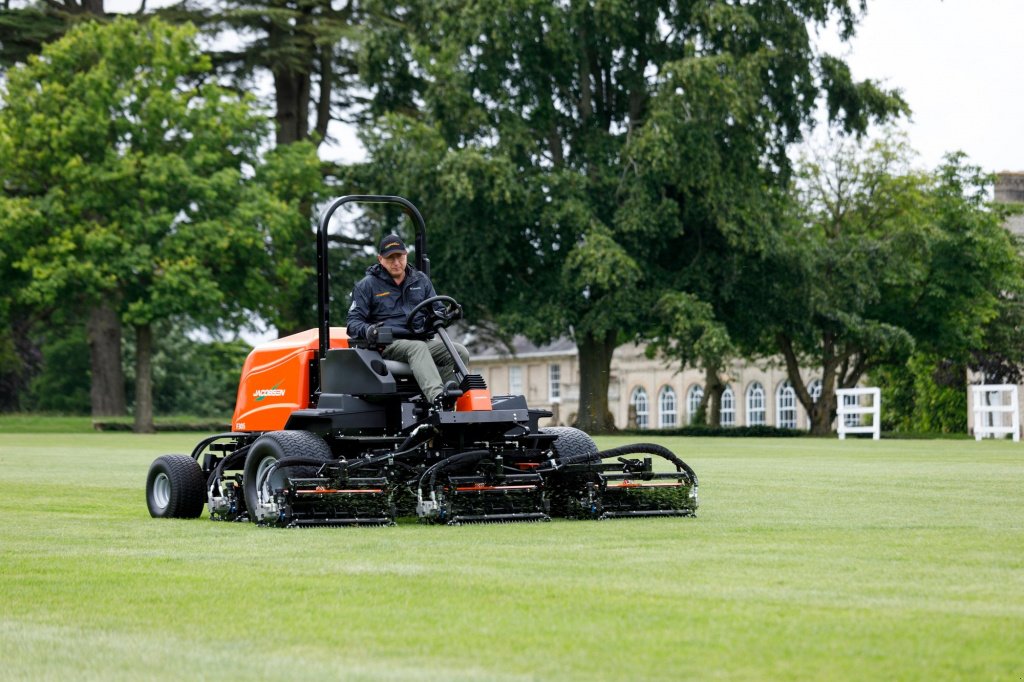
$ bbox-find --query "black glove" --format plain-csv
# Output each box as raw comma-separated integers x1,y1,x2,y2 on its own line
367,323,392,344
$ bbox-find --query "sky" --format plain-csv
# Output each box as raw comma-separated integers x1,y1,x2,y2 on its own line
817,0,1024,173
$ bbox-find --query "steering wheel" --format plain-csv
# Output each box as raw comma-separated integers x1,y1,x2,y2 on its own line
405,295,463,335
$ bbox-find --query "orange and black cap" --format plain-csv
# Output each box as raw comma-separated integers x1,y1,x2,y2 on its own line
378,234,408,257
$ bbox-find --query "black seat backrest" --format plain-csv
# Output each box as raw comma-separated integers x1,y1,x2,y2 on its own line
320,349,418,396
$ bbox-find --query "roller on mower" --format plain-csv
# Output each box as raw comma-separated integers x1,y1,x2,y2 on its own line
145,195,698,526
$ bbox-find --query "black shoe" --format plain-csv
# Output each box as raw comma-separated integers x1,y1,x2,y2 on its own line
432,383,464,412
443,380,464,399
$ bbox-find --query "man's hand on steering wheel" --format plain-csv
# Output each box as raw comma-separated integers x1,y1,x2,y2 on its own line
405,295,463,335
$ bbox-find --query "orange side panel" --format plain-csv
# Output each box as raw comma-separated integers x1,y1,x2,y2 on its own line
455,389,493,412
231,328,349,433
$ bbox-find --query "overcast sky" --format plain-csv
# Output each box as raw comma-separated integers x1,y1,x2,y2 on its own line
818,0,1024,173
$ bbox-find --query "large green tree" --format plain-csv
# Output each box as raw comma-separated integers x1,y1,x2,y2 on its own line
356,0,904,432
0,17,317,430
753,139,1023,434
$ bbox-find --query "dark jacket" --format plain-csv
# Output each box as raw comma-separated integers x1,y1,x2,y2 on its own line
346,263,438,339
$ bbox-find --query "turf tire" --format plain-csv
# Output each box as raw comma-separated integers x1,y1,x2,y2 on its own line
541,426,599,462
243,431,331,522
146,454,206,519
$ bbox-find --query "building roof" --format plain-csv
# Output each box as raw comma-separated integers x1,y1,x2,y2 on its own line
471,334,577,361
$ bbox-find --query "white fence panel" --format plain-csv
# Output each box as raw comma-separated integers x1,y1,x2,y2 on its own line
971,384,1020,442
836,387,881,440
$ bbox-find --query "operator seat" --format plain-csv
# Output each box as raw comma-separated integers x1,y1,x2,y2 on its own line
320,347,418,397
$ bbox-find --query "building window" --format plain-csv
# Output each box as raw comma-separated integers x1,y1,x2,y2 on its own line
686,384,704,425
548,364,561,402
509,365,523,396
807,379,822,428
776,380,797,429
631,386,649,429
746,382,766,426
843,391,860,427
721,385,736,427
658,386,677,428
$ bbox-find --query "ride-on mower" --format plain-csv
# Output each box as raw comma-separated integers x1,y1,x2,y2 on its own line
145,195,699,526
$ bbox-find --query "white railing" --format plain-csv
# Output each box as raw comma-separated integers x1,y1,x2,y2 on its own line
971,384,1020,442
836,387,881,440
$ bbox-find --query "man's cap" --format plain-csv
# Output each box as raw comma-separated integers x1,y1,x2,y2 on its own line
378,234,408,257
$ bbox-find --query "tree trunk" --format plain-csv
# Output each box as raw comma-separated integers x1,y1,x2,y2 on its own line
809,383,837,436
80,0,104,15
274,68,311,146
86,303,126,417
704,366,724,427
777,331,838,436
573,330,618,434
133,323,155,434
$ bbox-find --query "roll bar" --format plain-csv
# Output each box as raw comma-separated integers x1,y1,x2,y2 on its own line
316,195,429,360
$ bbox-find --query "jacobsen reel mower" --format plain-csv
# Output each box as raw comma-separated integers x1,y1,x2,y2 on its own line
145,195,698,526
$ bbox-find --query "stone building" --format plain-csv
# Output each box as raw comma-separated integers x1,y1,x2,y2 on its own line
996,171,1024,237
471,336,822,430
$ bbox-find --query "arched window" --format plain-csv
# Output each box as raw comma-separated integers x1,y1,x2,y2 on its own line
658,386,677,428
686,385,704,425
806,379,822,428
746,382,766,426
630,387,649,429
776,380,797,428
842,391,861,427
721,385,736,427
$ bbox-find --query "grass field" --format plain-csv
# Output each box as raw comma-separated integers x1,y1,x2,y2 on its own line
1,432,1022,680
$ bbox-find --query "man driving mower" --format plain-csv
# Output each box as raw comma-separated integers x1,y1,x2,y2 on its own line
346,233,471,409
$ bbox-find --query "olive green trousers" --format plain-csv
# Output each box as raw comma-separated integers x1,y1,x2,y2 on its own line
382,337,470,402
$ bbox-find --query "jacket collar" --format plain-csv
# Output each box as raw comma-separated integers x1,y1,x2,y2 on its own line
368,262,417,285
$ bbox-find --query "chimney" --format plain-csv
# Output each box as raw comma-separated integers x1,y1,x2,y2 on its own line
996,173,1024,237
995,172,1024,203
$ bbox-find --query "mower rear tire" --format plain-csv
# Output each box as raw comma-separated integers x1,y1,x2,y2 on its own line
146,454,206,519
542,426,599,462
243,431,332,522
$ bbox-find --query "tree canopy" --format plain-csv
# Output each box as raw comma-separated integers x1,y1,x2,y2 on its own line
0,17,321,429
751,138,1024,434
355,0,905,431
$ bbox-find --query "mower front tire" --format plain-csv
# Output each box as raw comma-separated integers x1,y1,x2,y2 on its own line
243,431,332,522
146,454,206,519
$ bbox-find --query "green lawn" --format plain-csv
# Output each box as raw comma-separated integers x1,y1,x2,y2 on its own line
0,433,1021,680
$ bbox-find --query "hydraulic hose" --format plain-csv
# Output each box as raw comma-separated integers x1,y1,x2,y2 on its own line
345,426,437,473
256,455,337,495
207,444,251,497
418,449,491,495
555,443,698,487
255,426,439,494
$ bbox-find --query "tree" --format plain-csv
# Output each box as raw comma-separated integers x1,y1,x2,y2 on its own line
357,0,904,432
162,0,361,148
759,139,1023,434
0,0,129,70
0,18,315,430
